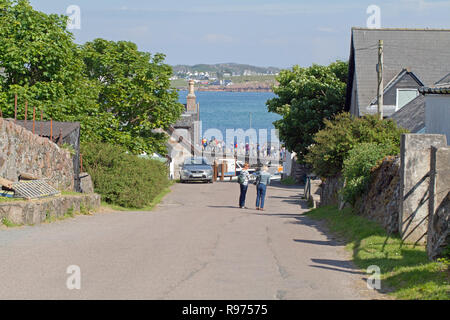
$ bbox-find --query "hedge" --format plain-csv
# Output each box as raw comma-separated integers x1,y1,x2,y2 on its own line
81,142,170,208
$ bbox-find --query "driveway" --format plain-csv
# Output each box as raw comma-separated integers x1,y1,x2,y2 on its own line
0,181,385,299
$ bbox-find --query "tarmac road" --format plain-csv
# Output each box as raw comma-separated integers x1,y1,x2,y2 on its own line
0,181,386,299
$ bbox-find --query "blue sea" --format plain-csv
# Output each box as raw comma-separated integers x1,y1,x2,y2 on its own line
177,91,281,142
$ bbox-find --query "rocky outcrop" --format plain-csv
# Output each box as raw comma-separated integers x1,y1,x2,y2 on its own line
354,156,401,234
0,118,74,191
0,193,101,226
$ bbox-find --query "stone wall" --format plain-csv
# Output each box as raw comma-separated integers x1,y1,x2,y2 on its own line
354,156,401,234
399,134,447,244
319,174,343,207
0,193,101,226
0,118,74,191
427,146,450,259
317,133,449,260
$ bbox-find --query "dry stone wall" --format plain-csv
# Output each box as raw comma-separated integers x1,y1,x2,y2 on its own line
319,174,343,207
0,193,101,225
354,156,401,234
0,118,74,191
427,146,450,259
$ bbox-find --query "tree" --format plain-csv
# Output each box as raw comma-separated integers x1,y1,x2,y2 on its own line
0,0,101,136
81,38,184,154
304,113,408,178
0,1,183,155
266,60,348,159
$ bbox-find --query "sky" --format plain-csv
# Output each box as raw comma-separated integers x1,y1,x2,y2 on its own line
30,0,450,69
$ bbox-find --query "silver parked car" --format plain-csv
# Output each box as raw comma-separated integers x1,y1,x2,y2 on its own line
180,157,214,183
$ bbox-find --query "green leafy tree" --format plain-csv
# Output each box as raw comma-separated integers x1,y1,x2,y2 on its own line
0,0,102,139
267,61,348,159
81,38,184,154
0,1,183,154
305,113,408,178
341,143,393,204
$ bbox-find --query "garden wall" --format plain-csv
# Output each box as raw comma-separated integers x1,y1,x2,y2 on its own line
319,174,343,207
354,156,400,234
0,193,101,226
427,146,450,259
0,118,74,191
318,133,449,259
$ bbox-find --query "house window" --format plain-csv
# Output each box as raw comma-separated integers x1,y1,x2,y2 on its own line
396,89,419,110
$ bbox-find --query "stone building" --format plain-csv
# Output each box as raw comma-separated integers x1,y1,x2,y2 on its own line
167,80,201,179
345,28,450,119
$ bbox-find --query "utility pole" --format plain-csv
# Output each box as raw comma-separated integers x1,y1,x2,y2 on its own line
377,39,384,120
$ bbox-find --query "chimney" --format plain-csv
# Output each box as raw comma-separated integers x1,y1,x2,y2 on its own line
186,80,197,113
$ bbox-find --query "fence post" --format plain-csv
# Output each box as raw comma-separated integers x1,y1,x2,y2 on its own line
213,161,218,182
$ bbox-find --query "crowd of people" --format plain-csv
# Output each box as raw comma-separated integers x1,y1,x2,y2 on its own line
200,138,285,161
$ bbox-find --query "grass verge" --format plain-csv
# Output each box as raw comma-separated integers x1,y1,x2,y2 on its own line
280,176,297,186
1,217,23,228
305,205,450,300
101,187,172,212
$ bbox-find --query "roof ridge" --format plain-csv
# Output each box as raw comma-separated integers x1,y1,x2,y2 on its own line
352,27,450,31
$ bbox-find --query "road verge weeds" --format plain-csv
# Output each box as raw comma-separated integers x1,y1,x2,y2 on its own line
305,205,449,300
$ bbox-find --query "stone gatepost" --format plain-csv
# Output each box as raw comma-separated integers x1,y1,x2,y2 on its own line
399,134,447,244
427,146,450,259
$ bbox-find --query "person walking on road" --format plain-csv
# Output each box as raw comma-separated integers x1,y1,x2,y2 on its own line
238,163,251,209
256,165,271,211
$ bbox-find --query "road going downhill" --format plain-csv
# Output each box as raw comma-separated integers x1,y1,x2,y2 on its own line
0,181,385,299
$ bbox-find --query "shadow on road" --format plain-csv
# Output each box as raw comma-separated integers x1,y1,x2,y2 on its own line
268,180,305,190
293,239,336,246
208,205,240,209
309,264,365,275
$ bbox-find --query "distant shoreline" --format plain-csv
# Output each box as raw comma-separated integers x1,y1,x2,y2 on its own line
176,88,273,93
174,82,276,93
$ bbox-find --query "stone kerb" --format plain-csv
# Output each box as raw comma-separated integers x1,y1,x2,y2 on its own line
399,134,447,244
0,193,101,226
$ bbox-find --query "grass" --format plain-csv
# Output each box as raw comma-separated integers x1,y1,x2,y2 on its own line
0,197,23,203
1,217,23,228
280,176,297,186
0,190,77,204
101,187,172,212
61,191,83,196
305,205,450,300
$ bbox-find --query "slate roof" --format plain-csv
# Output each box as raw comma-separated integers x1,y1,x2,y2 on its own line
419,86,450,94
390,95,425,133
12,120,80,139
435,73,450,86
379,69,423,99
345,28,450,116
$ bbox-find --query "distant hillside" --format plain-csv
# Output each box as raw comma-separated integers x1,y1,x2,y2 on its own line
172,63,280,76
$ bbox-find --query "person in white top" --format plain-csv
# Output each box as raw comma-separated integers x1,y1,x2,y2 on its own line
238,163,250,208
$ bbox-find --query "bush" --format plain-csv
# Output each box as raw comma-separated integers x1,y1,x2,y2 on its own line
281,176,297,185
81,142,170,208
305,113,408,178
341,143,392,204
